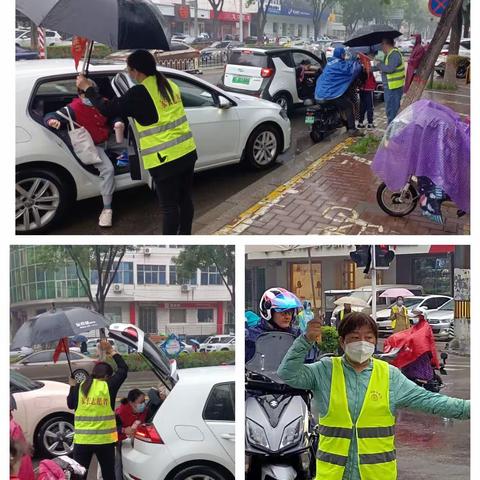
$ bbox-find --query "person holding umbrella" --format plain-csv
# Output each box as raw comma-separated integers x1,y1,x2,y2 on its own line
67,340,128,480
76,50,198,235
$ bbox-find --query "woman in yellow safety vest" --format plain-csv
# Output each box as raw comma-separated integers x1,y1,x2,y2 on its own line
77,50,198,235
67,341,128,480
278,312,470,480
389,296,410,333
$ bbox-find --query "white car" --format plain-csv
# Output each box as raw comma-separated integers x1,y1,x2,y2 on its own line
107,323,235,480
220,47,326,114
16,59,291,233
199,335,236,352
16,29,64,48
426,299,455,341
10,370,74,458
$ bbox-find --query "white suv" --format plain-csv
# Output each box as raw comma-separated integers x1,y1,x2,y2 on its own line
220,47,326,115
199,335,236,352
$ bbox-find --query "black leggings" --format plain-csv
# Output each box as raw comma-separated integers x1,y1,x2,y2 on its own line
331,94,356,130
73,443,115,480
151,165,195,235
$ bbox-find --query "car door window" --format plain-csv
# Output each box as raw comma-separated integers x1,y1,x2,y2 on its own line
169,78,216,108
36,79,78,96
276,52,294,68
24,351,52,363
203,382,235,421
57,352,82,361
292,52,320,68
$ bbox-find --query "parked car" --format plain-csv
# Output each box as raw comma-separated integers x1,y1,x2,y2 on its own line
10,349,96,383
200,41,244,61
397,38,415,54
10,371,74,458
16,29,64,48
199,335,235,352
107,323,235,480
16,59,291,233
435,38,470,78
426,299,455,340
85,337,130,355
376,294,452,335
10,346,33,359
219,47,326,114
16,44,39,61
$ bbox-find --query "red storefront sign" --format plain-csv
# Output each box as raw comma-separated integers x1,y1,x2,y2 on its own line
159,302,218,309
210,11,251,22
175,4,191,20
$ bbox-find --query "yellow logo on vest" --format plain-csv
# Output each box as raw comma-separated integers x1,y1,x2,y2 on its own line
81,396,109,407
370,390,383,401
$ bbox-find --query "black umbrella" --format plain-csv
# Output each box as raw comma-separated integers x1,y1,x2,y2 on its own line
16,0,169,72
345,24,402,48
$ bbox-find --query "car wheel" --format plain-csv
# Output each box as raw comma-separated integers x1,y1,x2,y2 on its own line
16,168,72,234
171,465,230,480
72,368,88,383
244,124,281,170
272,92,292,115
36,415,74,458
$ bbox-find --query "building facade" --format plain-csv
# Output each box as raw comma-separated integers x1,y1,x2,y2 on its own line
245,245,458,311
10,246,233,340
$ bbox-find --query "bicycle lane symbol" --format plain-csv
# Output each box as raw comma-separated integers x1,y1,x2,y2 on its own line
318,206,388,235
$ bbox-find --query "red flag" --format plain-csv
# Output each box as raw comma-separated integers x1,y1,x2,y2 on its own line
53,337,69,363
71,36,88,71
384,319,439,369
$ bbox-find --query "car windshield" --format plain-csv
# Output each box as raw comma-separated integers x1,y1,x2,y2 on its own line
10,371,43,391
404,298,423,308
439,300,454,311
209,337,228,344
229,51,268,68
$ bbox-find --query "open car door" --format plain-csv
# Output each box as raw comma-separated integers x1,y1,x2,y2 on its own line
110,72,152,187
108,323,178,390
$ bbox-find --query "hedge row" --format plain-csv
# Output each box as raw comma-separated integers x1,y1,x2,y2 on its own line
45,44,112,59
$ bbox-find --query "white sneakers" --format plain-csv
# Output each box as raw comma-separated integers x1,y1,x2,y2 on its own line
98,208,113,227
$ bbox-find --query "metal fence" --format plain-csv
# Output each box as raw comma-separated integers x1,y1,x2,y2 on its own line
156,51,228,74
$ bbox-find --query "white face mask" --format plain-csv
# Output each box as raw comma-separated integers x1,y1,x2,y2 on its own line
397,300,404,306
344,340,375,364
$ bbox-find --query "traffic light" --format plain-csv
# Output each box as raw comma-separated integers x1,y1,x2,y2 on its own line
350,245,372,273
374,245,395,269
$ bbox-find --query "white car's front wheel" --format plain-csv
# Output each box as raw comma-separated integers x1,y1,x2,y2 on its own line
16,168,72,234
244,124,281,170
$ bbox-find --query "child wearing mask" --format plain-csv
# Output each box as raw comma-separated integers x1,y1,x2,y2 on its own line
44,81,124,228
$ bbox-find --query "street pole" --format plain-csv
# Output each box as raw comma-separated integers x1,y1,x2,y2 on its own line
194,0,199,38
239,0,244,42
371,246,377,321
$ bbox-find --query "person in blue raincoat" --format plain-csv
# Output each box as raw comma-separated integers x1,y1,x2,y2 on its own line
315,46,363,135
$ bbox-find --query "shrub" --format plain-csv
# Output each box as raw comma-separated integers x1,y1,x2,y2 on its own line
46,44,112,59
319,326,339,353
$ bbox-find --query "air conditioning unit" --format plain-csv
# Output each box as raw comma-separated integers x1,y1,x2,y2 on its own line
113,284,123,293
181,284,189,293
144,247,151,255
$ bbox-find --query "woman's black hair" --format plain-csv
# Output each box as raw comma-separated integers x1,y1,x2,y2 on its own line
127,49,174,104
120,388,145,405
396,296,404,301
81,362,114,397
338,312,378,340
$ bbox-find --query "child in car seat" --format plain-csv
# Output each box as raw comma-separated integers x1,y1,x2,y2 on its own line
44,81,125,228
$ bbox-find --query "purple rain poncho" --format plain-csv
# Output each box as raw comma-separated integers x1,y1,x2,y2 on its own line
371,99,470,212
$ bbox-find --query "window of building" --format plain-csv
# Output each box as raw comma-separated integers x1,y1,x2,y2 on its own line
282,23,287,36
298,25,302,37
104,307,122,325
201,266,222,286
169,309,187,323
137,265,167,285
203,383,235,421
198,309,214,323
413,256,452,295
169,265,198,285
91,262,134,285
273,22,278,33
139,306,157,334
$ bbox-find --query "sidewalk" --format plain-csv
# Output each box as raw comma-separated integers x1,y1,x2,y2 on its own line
216,85,470,235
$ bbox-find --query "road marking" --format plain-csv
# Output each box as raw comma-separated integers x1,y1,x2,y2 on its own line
215,138,356,234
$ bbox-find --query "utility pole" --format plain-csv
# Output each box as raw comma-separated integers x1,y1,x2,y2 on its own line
194,0,199,38
239,0,244,42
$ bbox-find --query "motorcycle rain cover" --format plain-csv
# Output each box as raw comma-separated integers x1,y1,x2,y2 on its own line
371,99,470,212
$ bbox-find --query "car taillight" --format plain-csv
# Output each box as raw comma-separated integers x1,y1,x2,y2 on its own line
261,68,274,78
123,327,138,341
134,424,164,444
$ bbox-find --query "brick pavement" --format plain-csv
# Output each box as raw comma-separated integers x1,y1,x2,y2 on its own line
216,93,470,236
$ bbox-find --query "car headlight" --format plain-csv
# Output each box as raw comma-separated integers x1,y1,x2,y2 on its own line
246,419,270,449
279,417,303,449
279,108,289,121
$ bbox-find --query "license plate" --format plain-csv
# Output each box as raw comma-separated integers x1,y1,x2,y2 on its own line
305,115,314,125
232,76,250,85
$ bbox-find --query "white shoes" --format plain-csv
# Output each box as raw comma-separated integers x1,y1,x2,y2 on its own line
99,208,113,227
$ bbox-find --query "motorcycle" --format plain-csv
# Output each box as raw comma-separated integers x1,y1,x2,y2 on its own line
304,97,347,143
245,332,318,480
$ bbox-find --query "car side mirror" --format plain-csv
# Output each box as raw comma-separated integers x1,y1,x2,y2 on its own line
218,96,232,109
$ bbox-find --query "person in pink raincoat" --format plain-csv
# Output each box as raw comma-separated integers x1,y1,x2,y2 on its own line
405,34,426,92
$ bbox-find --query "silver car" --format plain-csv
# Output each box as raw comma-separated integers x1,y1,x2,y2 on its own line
426,299,455,340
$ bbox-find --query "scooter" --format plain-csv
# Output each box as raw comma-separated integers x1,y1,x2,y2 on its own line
304,97,347,143
245,332,317,480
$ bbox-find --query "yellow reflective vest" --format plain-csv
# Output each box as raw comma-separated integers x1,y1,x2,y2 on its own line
135,76,196,170
390,305,408,330
385,48,405,90
74,379,118,445
316,357,397,480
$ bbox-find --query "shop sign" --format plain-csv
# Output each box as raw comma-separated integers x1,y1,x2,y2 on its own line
175,4,191,20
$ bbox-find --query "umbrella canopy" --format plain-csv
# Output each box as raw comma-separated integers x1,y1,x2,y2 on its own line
345,24,402,47
334,296,369,308
379,288,414,298
16,0,170,51
11,308,108,349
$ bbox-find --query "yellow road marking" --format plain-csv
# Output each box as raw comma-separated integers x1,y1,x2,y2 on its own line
216,137,356,235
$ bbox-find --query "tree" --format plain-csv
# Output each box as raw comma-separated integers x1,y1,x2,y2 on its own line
173,246,235,311
310,0,336,40
35,245,131,315
207,0,225,39
247,0,274,43
462,0,470,38
401,0,463,109
443,5,463,87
